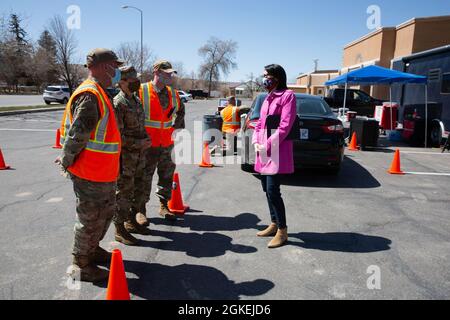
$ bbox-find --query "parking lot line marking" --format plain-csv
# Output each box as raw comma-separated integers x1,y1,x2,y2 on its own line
1,118,60,123
0,128,54,132
401,151,450,155
405,172,450,176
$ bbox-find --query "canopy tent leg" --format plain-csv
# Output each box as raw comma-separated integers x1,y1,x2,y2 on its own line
342,82,348,117
390,85,393,131
425,84,428,149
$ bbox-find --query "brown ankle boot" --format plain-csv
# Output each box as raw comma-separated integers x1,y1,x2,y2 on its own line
115,223,140,246
124,220,151,235
136,212,149,227
159,201,177,221
268,228,288,249
70,255,109,283
257,223,278,237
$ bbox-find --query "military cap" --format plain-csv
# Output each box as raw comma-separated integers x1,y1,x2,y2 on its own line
85,48,124,68
119,65,140,80
153,60,177,74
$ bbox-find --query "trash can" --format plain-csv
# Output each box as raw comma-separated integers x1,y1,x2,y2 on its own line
350,118,379,150
202,115,223,151
380,103,398,131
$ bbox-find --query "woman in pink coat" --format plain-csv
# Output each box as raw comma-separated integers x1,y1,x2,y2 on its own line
252,64,297,249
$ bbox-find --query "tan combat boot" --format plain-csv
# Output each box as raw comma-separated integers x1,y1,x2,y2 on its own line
124,220,151,236
115,223,140,246
136,212,150,227
268,228,288,249
159,200,177,221
90,246,112,264
257,223,278,237
70,255,109,283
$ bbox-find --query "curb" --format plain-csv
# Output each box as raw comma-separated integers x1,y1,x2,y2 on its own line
0,107,65,117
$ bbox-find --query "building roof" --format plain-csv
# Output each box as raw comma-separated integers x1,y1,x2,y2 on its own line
297,70,339,79
344,15,450,49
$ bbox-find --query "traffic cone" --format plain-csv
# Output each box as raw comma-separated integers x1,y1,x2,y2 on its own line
168,172,190,215
348,132,359,151
0,148,11,170
388,149,405,175
106,249,130,300
52,129,62,149
199,142,214,168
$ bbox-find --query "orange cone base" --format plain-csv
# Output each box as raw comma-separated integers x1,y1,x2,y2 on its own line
170,205,190,215
348,146,360,151
388,169,405,175
199,163,214,168
0,165,11,170
52,145,62,149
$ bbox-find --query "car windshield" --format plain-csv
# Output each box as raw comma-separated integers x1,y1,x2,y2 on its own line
250,94,332,119
46,87,61,92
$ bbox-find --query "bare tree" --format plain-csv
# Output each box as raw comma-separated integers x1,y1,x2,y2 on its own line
49,15,78,93
198,37,238,98
116,41,156,79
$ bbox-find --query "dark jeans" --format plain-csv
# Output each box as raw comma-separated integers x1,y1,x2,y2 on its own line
260,174,287,229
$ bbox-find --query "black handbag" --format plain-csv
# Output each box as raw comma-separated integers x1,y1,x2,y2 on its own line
266,114,300,140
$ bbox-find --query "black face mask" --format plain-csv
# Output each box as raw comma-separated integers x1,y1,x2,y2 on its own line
128,80,141,93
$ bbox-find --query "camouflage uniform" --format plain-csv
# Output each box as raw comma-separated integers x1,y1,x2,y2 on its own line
60,77,117,258
113,90,151,224
141,83,185,214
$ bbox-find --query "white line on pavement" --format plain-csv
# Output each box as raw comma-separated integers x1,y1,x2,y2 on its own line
406,172,450,176
402,151,450,155
1,118,60,123
0,128,54,132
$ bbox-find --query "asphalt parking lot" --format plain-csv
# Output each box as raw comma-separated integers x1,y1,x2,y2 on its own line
0,99,449,300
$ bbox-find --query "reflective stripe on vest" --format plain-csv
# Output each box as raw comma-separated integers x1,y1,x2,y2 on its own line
61,83,119,155
223,107,240,126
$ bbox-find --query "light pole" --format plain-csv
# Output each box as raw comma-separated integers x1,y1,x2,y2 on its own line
121,5,143,81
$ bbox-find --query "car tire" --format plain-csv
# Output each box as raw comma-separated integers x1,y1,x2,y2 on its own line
44,100,51,105
61,98,68,105
430,124,442,148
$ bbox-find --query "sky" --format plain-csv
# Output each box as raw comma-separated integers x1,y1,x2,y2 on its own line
1,0,449,83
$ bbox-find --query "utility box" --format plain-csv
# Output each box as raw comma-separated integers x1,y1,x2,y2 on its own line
350,118,380,150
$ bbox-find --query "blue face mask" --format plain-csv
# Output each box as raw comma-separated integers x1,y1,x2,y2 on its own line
111,68,121,86
263,78,274,89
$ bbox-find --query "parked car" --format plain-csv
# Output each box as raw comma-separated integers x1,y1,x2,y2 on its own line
241,93,345,174
43,86,71,105
178,90,193,103
188,89,209,99
324,88,385,117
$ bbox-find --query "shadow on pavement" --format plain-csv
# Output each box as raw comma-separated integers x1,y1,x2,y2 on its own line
150,212,262,232
123,261,275,300
289,232,392,253
139,229,257,258
269,156,381,189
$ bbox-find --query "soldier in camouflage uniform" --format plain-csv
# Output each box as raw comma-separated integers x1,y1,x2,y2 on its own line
139,60,185,223
55,49,124,283
113,66,152,246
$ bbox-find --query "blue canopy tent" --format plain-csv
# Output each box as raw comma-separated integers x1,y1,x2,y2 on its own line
325,65,429,147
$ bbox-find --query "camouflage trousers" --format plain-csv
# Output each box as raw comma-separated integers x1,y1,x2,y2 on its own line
114,148,147,224
70,174,116,257
140,145,176,214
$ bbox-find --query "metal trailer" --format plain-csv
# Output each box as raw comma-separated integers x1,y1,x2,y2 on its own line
392,45,450,147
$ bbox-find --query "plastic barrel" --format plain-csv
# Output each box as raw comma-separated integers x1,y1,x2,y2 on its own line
203,115,223,150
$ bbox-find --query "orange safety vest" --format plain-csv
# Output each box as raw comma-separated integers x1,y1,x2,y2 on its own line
221,105,241,133
139,82,181,148
60,79,121,183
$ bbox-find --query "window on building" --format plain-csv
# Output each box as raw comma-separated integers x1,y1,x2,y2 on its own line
442,73,450,94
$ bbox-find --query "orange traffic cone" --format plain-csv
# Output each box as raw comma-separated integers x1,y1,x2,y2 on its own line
348,132,359,151
168,172,190,215
0,148,11,170
388,149,405,175
52,129,62,149
106,249,130,300
199,142,214,168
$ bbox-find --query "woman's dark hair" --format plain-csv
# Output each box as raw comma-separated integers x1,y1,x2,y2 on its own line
264,64,288,91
